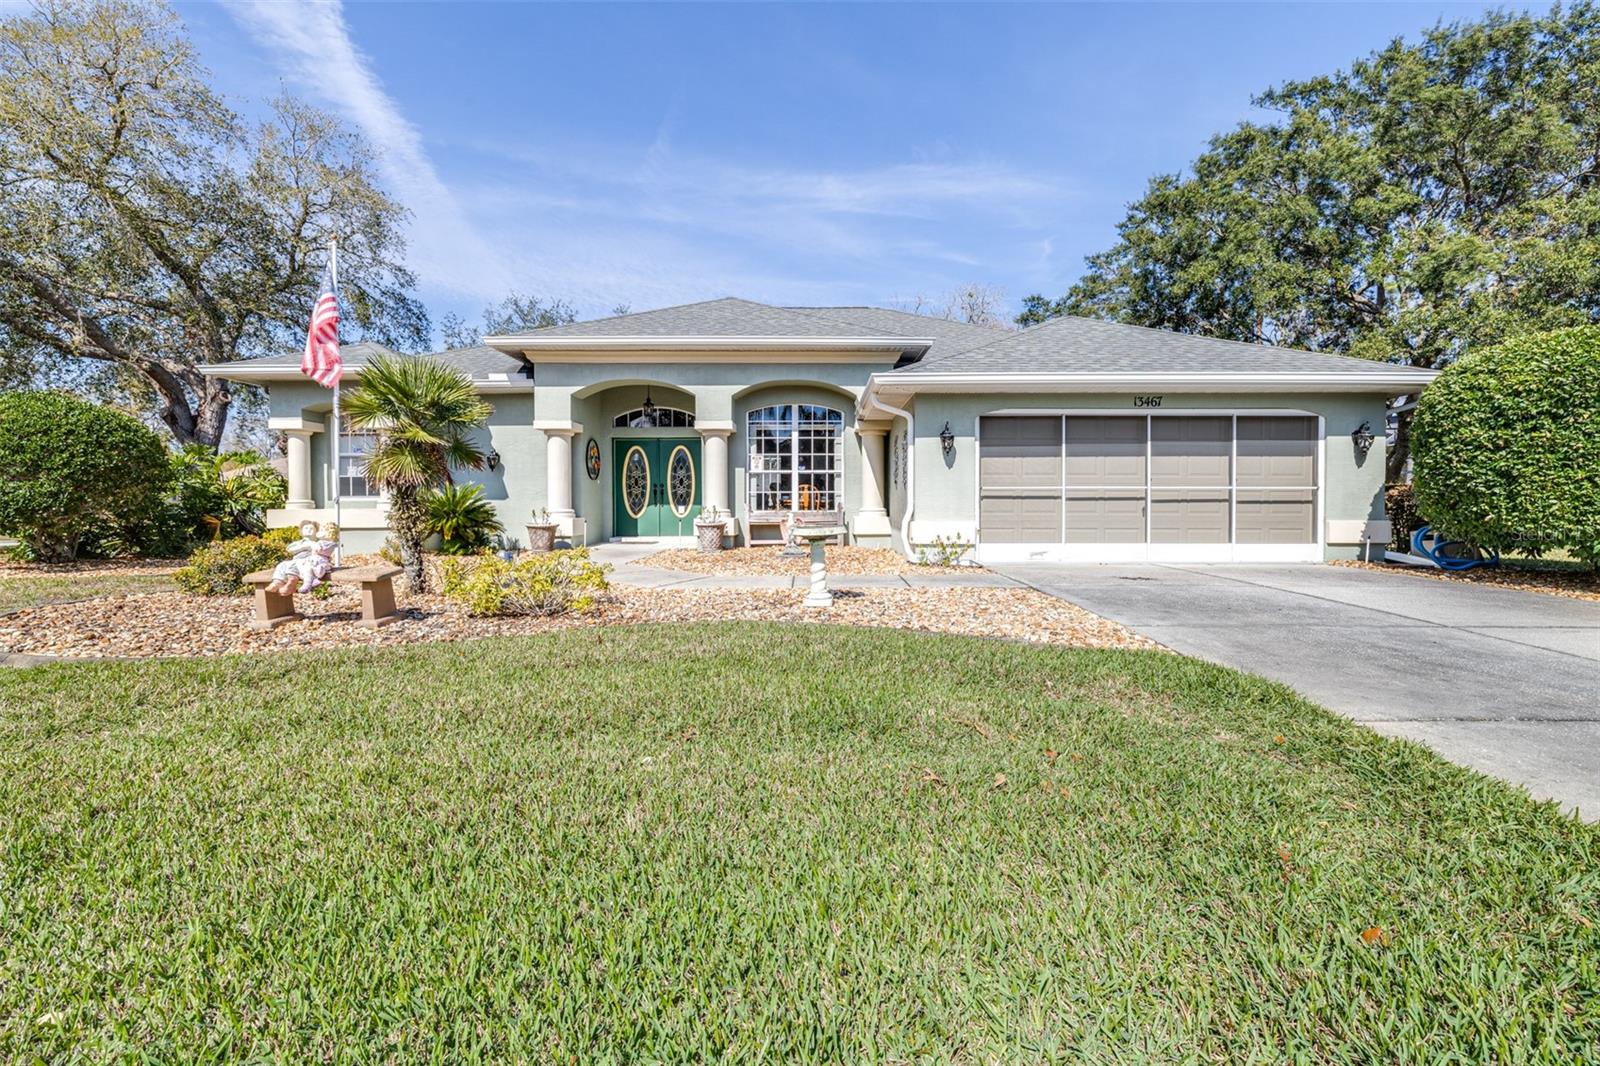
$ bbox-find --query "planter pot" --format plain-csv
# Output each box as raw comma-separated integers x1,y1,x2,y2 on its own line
525,523,558,553
694,519,726,553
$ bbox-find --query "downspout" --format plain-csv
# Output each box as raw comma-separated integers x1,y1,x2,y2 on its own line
864,388,915,561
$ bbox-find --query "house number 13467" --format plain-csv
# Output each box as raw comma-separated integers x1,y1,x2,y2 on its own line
1134,395,1163,408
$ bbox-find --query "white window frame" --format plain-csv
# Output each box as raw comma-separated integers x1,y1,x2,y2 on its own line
613,407,695,429
338,429,381,500
745,403,844,516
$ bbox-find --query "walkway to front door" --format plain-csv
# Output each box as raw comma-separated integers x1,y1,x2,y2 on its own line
614,438,702,537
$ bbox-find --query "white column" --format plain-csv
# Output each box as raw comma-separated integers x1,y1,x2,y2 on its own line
283,429,316,509
542,427,578,528
852,423,892,538
697,426,734,523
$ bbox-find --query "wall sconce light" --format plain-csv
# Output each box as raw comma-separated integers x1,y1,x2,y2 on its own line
1351,421,1376,457
939,422,956,459
487,449,501,472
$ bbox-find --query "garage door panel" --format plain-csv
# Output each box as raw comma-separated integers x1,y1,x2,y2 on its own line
1151,417,1230,487
1237,417,1317,487
1065,417,1146,487
979,417,1062,490
1065,491,1146,543
980,493,1062,543
1236,489,1315,543
1150,490,1230,544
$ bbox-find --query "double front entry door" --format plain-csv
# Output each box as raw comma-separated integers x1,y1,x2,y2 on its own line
613,438,702,537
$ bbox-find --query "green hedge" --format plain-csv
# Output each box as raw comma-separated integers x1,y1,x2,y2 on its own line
173,535,290,597
0,392,172,562
1412,326,1600,566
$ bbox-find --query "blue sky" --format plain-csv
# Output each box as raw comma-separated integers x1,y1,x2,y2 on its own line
181,1,1515,339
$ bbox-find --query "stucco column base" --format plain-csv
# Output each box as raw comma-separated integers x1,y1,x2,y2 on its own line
851,509,893,537
697,424,736,533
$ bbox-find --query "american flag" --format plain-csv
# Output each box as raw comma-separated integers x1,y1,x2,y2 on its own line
301,259,341,388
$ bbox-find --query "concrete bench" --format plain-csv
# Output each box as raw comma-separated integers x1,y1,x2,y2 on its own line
242,565,404,631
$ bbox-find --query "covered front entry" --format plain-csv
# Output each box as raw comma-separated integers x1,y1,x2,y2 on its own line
613,438,702,537
976,413,1322,563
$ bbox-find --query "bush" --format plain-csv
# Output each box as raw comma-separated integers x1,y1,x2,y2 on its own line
424,483,504,555
439,549,609,617
173,536,288,597
168,445,288,542
0,391,172,561
1412,326,1600,566
1384,484,1423,552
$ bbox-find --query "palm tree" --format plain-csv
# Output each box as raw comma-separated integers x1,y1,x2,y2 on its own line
341,355,491,590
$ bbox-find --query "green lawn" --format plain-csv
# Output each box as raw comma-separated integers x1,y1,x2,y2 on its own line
1,624,1595,1062
0,570,175,613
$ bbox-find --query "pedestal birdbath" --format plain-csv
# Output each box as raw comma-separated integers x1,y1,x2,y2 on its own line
792,525,849,607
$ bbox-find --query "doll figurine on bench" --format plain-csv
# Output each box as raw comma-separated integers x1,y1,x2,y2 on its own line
264,520,337,596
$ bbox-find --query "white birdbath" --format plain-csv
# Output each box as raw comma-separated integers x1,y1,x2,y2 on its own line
793,526,848,607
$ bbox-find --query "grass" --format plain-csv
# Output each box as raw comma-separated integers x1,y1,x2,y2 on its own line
0,571,176,613
0,623,1595,1062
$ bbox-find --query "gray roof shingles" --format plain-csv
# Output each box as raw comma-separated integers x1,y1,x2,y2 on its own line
213,298,1400,380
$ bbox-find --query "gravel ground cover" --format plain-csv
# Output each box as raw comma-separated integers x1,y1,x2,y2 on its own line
0,583,1157,660
641,546,960,576
1334,559,1600,602
2,625,1595,1061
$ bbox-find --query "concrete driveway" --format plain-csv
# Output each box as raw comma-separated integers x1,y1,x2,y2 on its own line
994,563,1600,817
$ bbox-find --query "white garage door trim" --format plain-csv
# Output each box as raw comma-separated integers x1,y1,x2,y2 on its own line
974,410,1325,564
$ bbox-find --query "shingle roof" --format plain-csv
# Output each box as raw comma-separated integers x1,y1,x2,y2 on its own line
499,297,908,340
787,306,1006,361
212,341,528,380
893,314,1406,376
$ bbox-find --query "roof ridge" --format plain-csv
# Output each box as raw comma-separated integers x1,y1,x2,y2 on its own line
769,304,913,339
786,305,1009,333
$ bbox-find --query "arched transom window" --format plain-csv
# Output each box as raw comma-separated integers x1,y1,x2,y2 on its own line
614,407,695,428
747,403,843,514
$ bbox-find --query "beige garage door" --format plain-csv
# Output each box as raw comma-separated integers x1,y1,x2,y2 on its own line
1236,416,1317,544
1064,417,1146,542
979,417,1062,543
1151,417,1231,544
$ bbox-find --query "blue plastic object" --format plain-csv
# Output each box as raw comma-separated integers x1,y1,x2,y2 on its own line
1410,525,1500,571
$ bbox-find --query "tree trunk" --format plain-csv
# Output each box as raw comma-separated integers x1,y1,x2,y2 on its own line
1386,407,1413,484
152,370,232,449
388,489,429,592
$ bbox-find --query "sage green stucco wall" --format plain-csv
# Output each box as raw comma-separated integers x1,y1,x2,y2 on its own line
904,391,1391,560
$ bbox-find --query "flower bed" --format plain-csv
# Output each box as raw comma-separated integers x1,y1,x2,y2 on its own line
0,584,1157,661
1332,560,1600,603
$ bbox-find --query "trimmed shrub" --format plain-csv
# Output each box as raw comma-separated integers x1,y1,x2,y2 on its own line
173,536,288,597
439,549,609,617
1412,326,1600,566
1384,484,1423,552
0,392,172,561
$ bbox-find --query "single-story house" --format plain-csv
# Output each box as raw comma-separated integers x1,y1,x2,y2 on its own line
203,298,1437,563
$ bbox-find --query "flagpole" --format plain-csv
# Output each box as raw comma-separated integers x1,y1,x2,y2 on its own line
330,236,343,566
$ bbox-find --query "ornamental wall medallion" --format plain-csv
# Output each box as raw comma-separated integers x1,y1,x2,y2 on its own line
585,437,601,480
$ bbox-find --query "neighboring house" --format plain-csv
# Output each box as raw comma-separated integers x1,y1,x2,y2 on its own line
203,298,1435,563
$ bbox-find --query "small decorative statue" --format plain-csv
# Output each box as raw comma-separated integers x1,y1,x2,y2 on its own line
264,520,338,596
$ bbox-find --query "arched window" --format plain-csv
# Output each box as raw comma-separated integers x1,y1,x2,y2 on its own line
747,404,843,514
614,407,694,428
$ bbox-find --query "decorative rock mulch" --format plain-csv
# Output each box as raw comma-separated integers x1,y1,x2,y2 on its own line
1332,560,1600,603
0,584,1159,661
641,546,968,577
0,558,182,577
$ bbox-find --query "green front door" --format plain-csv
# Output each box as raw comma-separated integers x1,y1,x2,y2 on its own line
613,438,701,537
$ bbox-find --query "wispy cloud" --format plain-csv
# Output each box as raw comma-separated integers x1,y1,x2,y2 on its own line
222,0,512,300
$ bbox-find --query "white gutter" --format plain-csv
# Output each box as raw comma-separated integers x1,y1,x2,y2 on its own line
865,393,916,561
862,369,1439,405
195,364,533,392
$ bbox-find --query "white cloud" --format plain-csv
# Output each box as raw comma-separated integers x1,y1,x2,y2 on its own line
222,0,512,300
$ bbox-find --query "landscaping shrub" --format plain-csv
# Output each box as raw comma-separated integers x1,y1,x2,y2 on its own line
168,445,288,542
1412,326,1600,566
172,536,287,597
1384,483,1423,552
439,548,609,616
0,392,172,561
424,482,504,554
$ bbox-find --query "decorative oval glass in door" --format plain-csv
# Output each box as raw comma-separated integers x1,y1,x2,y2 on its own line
667,444,696,517
621,445,650,519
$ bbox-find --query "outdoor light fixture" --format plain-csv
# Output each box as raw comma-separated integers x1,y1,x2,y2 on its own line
487,449,501,472
1351,420,1376,457
641,389,657,426
940,421,956,459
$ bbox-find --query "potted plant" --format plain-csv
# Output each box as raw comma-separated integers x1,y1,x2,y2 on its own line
694,505,727,553
526,508,558,553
